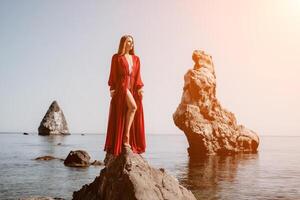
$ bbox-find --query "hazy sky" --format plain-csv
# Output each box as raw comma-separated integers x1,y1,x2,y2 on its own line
0,0,299,135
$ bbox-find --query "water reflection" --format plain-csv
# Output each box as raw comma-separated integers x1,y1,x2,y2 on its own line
178,153,259,200
37,135,67,156
38,135,67,144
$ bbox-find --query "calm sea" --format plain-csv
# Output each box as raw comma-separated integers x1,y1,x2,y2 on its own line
0,133,300,200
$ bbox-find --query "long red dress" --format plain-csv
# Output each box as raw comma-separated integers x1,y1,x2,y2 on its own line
104,53,146,156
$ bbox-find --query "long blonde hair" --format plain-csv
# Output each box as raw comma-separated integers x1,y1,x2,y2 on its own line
117,35,135,55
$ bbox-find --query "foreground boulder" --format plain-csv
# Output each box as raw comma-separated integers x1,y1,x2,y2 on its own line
73,147,196,200
38,100,69,135
173,50,259,155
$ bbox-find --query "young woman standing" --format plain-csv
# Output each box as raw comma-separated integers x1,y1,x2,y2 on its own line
104,35,146,156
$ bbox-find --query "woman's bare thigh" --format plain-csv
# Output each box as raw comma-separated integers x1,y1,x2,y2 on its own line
126,89,137,109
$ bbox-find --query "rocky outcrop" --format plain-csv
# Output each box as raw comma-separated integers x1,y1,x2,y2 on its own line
38,100,69,135
72,147,196,200
173,50,259,155
64,150,91,167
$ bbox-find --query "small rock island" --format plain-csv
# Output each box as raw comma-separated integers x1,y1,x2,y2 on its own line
38,100,70,135
173,50,259,155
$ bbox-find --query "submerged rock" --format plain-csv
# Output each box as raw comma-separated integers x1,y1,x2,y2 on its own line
72,147,196,200
35,155,64,161
173,50,259,155
38,100,69,135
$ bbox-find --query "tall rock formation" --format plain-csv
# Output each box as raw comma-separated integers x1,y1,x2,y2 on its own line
173,50,259,155
38,100,69,135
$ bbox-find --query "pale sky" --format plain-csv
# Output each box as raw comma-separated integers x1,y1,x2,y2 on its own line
0,0,299,135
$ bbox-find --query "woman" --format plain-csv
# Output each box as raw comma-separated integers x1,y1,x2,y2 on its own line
104,35,146,156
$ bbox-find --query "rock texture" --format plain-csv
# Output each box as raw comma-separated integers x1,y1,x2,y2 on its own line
72,147,196,200
38,100,69,135
64,150,91,167
173,50,259,155
19,197,64,200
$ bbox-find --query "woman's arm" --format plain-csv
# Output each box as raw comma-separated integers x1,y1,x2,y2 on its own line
108,54,117,95
136,57,144,96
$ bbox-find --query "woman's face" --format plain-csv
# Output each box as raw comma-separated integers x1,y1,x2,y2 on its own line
125,37,134,51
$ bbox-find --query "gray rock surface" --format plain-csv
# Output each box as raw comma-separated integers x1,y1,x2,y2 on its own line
72,147,196,200
173,50,259,155
38,100,69,135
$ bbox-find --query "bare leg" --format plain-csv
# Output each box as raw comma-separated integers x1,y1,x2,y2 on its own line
123,89,137,146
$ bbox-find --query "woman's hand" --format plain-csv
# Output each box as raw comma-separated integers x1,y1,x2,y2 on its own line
138,88,144,97
110,90,115,98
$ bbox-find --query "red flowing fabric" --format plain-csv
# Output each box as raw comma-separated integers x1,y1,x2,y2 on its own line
104,53,146,156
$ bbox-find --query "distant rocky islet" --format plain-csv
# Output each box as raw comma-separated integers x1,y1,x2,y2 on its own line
38,100,70,136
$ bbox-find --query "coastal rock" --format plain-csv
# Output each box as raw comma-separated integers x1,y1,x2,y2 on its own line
38,100,69,135
35,152,103,167
72,147,196,200
64,150,91,167
35,155,64,161
173,50,259,155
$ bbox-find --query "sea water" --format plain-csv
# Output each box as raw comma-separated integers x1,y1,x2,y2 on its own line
0,133,300,200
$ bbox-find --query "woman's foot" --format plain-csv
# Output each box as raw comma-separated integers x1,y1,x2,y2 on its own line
123,135,131,148
123,143,131,148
